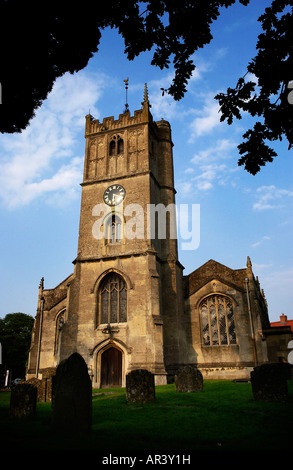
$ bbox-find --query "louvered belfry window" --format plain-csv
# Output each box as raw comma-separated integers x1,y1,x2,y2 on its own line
109,135,124,156
106,215,121,244
200,295,237,346
99,274,127,324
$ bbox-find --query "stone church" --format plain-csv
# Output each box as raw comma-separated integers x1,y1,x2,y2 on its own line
27,86,286,387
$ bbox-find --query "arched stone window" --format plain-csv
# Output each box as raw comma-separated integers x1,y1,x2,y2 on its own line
117,137,124,154
105,214,121,243
109,135,124,156
54,310,65,355
98,273,127,325
109,139,116,156
200,295,237,346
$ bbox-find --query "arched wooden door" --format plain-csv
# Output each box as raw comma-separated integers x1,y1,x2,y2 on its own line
100,347,122,388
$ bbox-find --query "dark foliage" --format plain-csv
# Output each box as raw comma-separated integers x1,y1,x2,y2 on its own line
0,0,248,133
0,313,34,379
215,0,293,173
1,0,291,174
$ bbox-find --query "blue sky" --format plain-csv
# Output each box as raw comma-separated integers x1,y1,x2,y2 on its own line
0,0,292,322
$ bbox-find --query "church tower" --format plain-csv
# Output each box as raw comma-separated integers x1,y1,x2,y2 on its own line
27,86,187,387
67,85,186,386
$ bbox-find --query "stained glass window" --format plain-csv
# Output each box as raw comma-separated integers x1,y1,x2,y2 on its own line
200,295,237,346
99,274,127,325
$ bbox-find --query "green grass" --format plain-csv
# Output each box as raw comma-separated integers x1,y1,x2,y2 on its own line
1,380,293,452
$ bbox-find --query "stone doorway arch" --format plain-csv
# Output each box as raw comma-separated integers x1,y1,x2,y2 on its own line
93,339,129,388
100,346,122,388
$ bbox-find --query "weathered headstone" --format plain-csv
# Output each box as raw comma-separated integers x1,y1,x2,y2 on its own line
51,352,92,433
9,383,37,419
251,363,289,402
41,367,56,402
26,378,43,401
126,369,155,404
175,365,203,393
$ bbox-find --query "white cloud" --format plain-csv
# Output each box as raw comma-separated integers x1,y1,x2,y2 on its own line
146,74,178,120
253,263,273,270
263,268,293,289
150,90,178,121
191,138,236,164
177,181,193,196
192,163,227,191
47,72,105,125
251,235,271,248
184,167,195,174
196,179,213,191
22,157,84,206
182,138,238,192
253,185,293,211
215,47,229,60
188,97,221,141
245,72,258,85
148,61,208,121
0,71,106,208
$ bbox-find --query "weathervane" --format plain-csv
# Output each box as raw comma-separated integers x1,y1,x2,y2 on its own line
123,77,129,113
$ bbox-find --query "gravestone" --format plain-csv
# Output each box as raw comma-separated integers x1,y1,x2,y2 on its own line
26,378,43,401
126,369,155,404
175,365,203,393
41,367,56,402
27,372,56,402
51,352,92,433
9,383,37,419
251,363,289,402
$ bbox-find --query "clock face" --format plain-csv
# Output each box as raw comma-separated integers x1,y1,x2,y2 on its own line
103,184,126,206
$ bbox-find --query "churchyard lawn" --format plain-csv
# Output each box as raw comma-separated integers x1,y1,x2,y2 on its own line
0,380,292,452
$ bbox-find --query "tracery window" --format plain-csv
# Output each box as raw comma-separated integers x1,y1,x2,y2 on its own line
118,138,124,154
105,214,121,243
200,295,237,346
98,273,127,325
109,135,124,156
109,139,116,156
54,310,65,354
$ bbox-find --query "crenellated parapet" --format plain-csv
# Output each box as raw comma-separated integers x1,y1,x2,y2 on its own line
85,109,149,136
85,84,153,136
